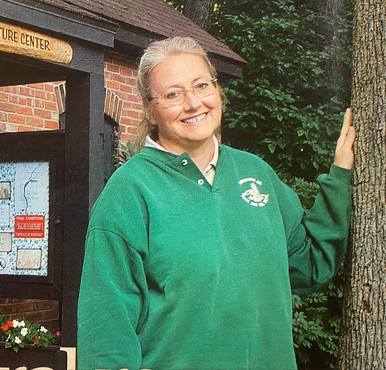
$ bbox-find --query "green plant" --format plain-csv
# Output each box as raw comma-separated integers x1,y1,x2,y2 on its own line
212,0,352,180
0,316,60,352
113,141,137,168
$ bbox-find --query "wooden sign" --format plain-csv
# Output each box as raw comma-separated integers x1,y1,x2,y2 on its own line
0,22,73,64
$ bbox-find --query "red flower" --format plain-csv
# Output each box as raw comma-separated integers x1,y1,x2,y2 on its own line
56,331,61,336
34,335,38,344
1,321,14,332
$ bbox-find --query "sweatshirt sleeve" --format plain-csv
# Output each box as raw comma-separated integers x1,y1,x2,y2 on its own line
283,165,353,295
77,227,149,370
77,163,150,370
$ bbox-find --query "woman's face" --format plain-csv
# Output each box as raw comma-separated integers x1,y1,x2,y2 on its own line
149,53,222,154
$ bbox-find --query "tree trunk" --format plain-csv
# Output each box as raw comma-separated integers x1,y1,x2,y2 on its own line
182,0,215,32
337,0,386,368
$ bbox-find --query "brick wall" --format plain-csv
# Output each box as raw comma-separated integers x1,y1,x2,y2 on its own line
0,298,60,332
0,82,61,133
104,52,143,142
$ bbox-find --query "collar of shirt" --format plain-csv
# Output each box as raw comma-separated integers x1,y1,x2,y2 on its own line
144,136,219,185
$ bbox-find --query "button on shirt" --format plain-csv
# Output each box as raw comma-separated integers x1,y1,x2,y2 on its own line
144,136,219,185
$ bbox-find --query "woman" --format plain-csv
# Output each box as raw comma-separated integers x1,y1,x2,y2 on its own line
77,37,355,370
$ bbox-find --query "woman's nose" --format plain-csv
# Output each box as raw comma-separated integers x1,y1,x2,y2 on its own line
183,89,202,110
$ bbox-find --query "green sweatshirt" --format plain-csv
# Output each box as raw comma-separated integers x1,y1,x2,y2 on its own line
77,145,352,370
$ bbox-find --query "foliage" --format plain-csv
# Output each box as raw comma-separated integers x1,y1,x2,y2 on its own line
0,316,60,352
113,141,137,168
213,0,352,180
292,274,344,370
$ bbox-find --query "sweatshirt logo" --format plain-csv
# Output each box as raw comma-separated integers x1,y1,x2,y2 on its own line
238,178,269,207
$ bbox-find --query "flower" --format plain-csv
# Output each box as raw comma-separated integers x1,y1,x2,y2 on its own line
1,321,13,332
14,336,22,344
0,315,60,352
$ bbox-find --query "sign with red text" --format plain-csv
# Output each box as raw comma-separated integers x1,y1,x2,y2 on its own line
14,215,45,238
0,21,73,63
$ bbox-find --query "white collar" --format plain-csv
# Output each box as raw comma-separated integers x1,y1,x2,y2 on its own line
144,136,219,168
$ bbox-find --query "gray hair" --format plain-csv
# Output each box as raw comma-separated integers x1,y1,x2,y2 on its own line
133,37,221,151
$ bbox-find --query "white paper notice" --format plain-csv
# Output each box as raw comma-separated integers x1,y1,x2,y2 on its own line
16,249,42,270
0,233,12,252
0,204,10,227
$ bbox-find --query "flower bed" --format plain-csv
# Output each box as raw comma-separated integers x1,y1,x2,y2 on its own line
0,315,60,352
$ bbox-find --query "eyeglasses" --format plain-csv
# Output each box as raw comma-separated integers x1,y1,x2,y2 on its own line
148,79,218,108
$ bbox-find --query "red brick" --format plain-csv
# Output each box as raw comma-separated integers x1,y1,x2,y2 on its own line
30,83,45,90
125,109,141,119
0,111,7,121
126,77,137,86
119,133,131,142
119,67,135,77
9,95,19,104
106,63,120,73
124,93,140,103
24,309,59,322
18,97,27,106
16,105,33,115
1,86,17,94
34,108,51,119
44,120,59,130
132,102,144,111
126,125,140,134
19,87,35,97
0,102,16,113
113,73,126,83
0,91,9,102
34,91,47,100
15,302,35,313
8,114,26,124
104,71,113,81
18,126,36,132
26,116,43,127
33,300,59,311
106,80,120,90
45,101,57,111
31,99,45,108
119,84,133,93
44,84,54,92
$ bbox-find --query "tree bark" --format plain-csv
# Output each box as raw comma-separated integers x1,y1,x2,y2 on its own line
338,0,386,368
182,0,215,32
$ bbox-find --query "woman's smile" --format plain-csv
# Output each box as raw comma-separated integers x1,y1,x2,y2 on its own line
181,112,208,125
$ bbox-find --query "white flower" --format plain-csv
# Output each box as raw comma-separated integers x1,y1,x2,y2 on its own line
14,336,22,344
12,320,20,328
20,327,28,337
39,326,48,333
19,320,25,327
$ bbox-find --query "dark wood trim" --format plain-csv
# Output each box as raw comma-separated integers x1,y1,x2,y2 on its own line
0,0,116,47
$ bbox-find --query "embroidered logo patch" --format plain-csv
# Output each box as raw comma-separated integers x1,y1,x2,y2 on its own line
238,178,269,207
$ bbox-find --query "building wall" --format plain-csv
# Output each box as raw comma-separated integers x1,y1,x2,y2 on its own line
0,83,61,132
0,52,144,331
0,52,142,142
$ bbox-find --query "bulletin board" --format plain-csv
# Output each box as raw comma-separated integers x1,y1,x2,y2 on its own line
0,161,49,276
